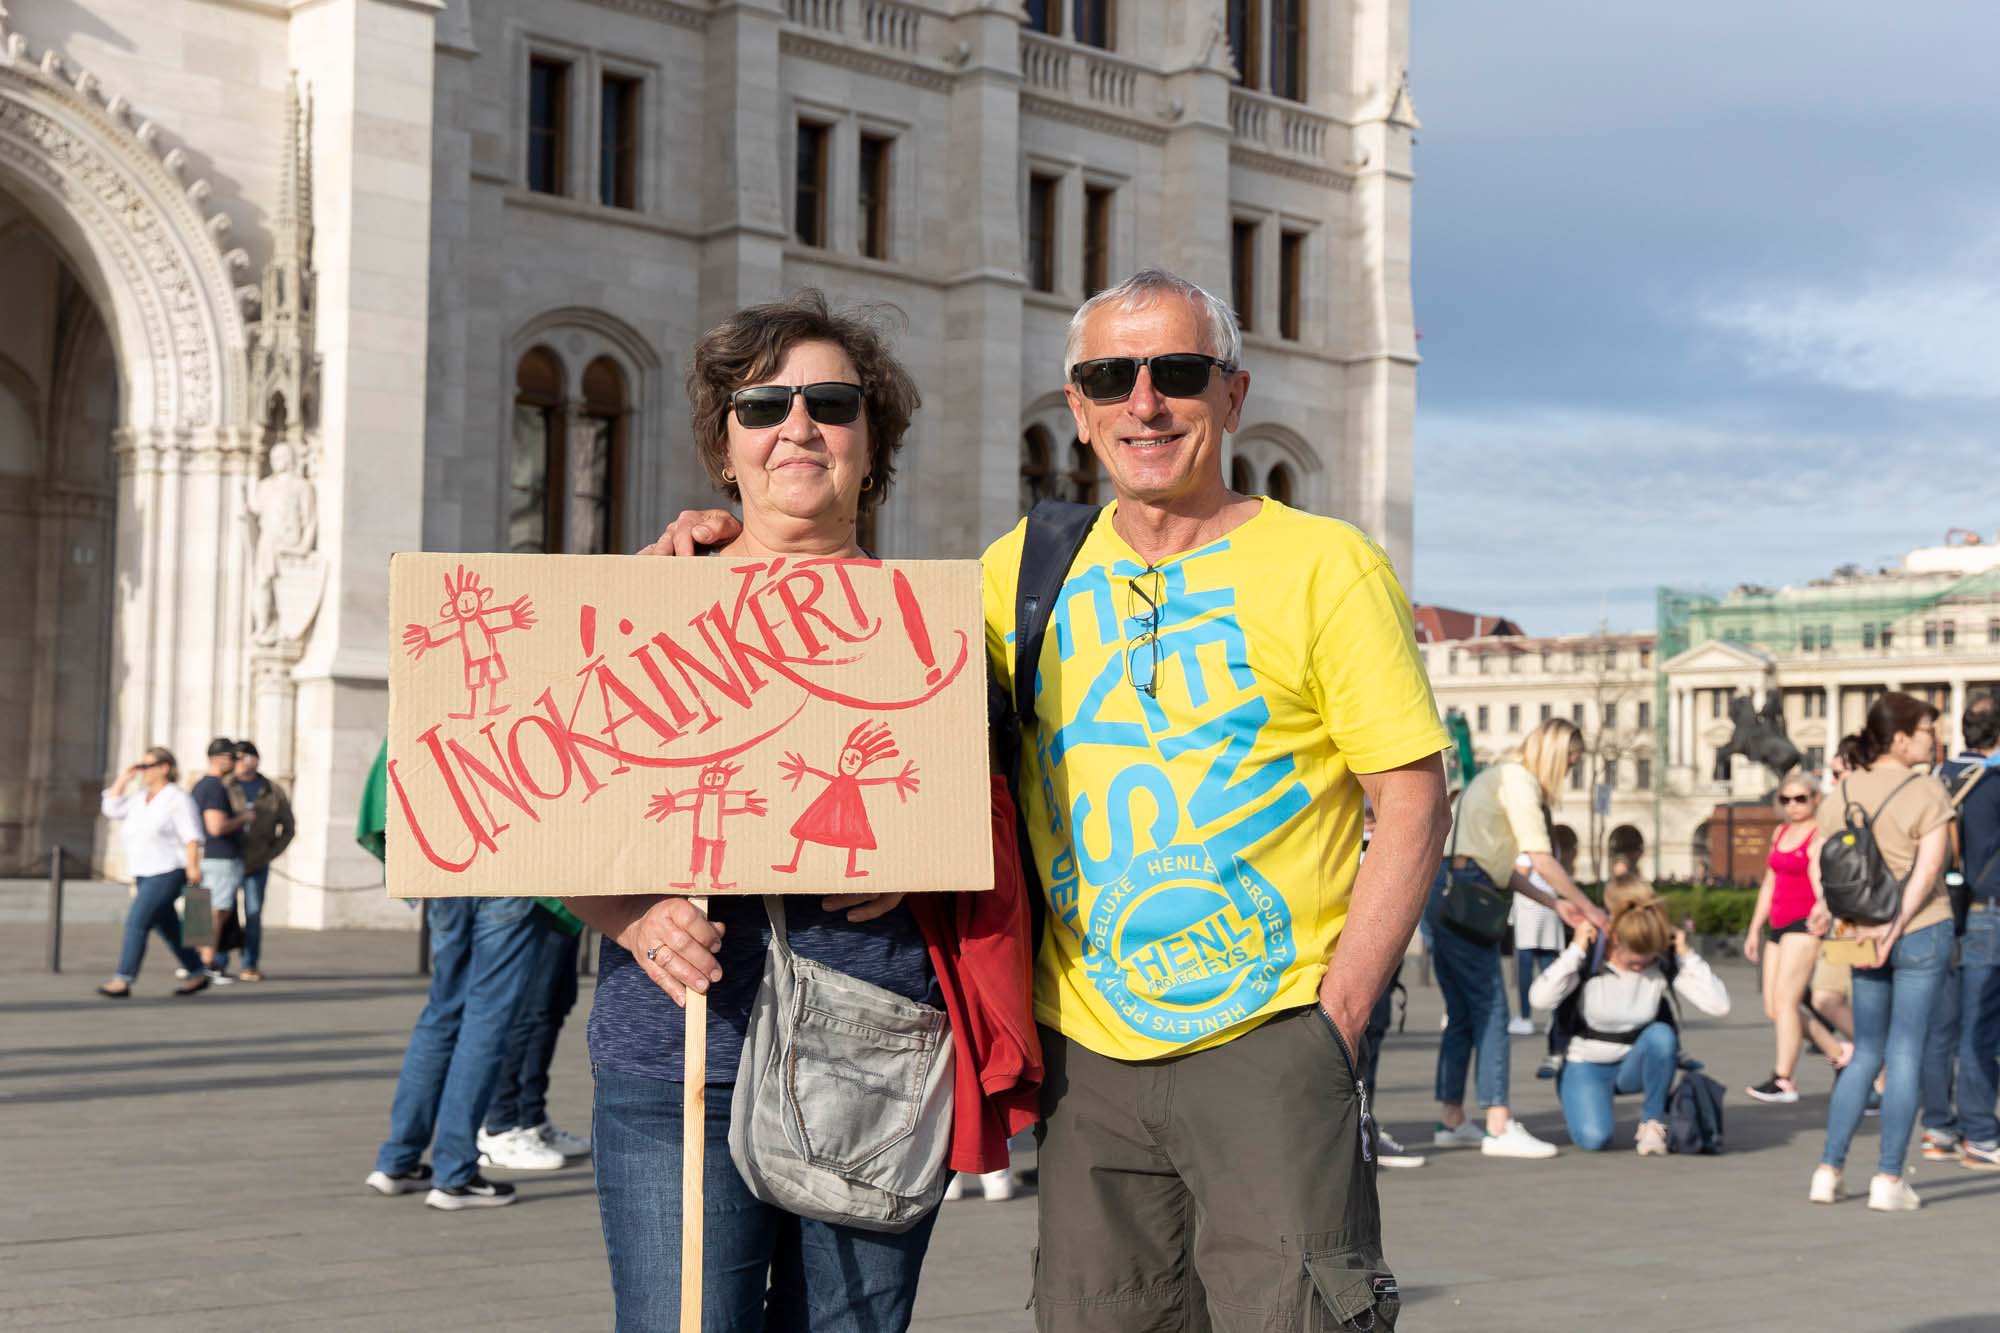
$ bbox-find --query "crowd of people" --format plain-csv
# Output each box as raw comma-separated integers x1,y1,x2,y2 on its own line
96,736,293,997
88,262,1977,1328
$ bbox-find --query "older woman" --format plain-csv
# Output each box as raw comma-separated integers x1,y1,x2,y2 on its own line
97,747,210,998
564,292,938,1332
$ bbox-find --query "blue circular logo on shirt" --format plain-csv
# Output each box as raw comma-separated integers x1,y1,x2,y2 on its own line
1083,841,1295,1045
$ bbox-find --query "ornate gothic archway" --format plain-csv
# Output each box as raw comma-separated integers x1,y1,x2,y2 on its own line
0,17,266,865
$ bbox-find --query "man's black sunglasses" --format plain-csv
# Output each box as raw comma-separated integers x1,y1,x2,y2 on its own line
1070,353,1235,403
729,381,866,430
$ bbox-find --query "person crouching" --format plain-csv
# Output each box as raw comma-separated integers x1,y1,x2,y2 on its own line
1532,893,1731,1154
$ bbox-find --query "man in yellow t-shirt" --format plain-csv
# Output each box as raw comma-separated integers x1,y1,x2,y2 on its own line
987,269,1449,1331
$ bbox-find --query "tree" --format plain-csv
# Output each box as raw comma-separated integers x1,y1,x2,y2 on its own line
1576,623,1655,881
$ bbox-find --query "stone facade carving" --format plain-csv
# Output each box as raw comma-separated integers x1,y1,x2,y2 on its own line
0,10,248,433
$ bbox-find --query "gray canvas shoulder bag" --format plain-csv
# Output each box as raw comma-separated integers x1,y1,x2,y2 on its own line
727,895,954,1232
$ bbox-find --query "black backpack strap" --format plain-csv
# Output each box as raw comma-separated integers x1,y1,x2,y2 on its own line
1012,500,1102,737
1008,499,1101,950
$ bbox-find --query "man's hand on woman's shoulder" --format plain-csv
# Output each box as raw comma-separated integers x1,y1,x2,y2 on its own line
638,509,741,557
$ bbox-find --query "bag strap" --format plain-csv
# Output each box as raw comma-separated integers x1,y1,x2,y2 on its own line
1012,499,1102,737
762,894,793,961
1008,499,1100,953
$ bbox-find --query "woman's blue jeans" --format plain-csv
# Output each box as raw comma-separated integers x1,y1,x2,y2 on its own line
1426,867,1512,1109
1557,1021,1677,1150
1822,919,1954,1178
592,1067,937,1333
114,870,203,982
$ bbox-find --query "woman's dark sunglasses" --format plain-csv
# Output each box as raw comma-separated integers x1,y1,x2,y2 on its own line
1070,353,1235,403
729,381,865,430
1779,793,1813,805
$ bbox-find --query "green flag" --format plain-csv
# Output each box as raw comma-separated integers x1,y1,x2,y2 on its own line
1444,709,1479,790
357,738,389,863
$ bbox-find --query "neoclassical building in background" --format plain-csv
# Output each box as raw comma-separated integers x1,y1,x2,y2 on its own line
1423,535,2000,882
0,0,1419,925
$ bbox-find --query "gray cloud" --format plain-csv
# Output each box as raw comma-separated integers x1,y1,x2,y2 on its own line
1407,2,2000,633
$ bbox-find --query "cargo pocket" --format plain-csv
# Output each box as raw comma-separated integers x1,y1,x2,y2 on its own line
782,955,945,1187
1304,1253,1400,1331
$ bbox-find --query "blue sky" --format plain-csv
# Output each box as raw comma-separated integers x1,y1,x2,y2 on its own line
1406,2,2000,633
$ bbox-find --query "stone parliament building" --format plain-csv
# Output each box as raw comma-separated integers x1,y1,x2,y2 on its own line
0,1,1419,926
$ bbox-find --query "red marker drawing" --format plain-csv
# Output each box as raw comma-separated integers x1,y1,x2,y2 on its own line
891,570,941,687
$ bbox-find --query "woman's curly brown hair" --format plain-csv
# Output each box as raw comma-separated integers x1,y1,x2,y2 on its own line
686,290,919,517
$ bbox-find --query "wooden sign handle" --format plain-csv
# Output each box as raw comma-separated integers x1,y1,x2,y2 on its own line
680,895,708,1333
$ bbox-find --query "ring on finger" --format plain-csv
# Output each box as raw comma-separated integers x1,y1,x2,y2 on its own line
645,944,662,962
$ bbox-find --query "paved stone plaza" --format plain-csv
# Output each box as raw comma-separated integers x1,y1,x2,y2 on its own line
5,908,1997,1331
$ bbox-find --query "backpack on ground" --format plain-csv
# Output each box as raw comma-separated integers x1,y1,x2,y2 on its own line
1820,775,1922,924
993,499,1099,949
1667,1061,1726,1155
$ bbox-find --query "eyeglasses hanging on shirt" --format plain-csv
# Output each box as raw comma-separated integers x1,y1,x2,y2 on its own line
1125,567,1167,698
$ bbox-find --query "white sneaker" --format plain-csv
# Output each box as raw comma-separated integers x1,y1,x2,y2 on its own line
1506,1017,1535,1037
1808,1165,1844,1205
1867,1174,1921,1213
482,1125,564,1171
537,1119,591,1158
1481,1120,1559,1159
475,1126,507,1164
943,1172,967,1201
1433,1121,1487,1148
1635,1120,1668,1157
174,967,191,980
977,1168,1016,1201
205,968,236,987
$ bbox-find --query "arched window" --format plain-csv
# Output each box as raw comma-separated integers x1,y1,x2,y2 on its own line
575,357,626,554
1230,455,1254,494
1021,426,1058,514
511,347,564,553
1066,438,1099,504
1266,461,1295,507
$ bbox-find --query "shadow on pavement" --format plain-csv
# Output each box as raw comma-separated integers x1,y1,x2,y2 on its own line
7,1045,407,1081
0,1067,396,1105
4,1028,396,1059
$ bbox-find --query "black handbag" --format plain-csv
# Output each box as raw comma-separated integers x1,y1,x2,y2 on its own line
1438,786,1513,945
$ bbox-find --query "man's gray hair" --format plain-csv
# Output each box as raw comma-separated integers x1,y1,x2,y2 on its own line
1062,267,1244,378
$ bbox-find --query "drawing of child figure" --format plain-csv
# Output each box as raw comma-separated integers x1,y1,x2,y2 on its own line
773,720,921,879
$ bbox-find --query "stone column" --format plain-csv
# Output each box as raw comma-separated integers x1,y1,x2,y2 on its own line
1340,0,1419,576
282,0,442,929
692,1,787,512
922,3,1026,557
1824,682,1839,755
1667,687,1682,766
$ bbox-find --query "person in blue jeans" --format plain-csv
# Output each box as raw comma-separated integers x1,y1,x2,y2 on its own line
1810,691,1958,1211
1427,720,1605,1160
478,900,590,1169
365,895,541,1210
1917,698,2000,1168
1534,901,1730,1153
97,746,210,998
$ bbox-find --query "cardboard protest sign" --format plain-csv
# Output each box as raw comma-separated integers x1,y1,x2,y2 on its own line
386,553,990,898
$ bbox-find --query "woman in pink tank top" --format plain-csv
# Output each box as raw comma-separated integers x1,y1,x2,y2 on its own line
1743,775,1827,1103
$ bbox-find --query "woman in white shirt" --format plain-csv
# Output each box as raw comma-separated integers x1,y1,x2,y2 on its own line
1531,896,1731,1154
97,747,210,998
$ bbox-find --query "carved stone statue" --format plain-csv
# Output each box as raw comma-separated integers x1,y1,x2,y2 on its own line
244,440,321,644
1713,692,1802,784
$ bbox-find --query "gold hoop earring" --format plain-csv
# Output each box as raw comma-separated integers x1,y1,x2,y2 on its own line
722,468,736,483
861,475,875,492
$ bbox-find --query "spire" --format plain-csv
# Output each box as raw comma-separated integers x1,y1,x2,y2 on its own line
247,71,318,439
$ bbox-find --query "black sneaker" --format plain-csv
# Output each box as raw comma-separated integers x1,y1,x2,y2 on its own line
365,1164,435,1196
1747,1075,1799,1104
426,1174,517,1211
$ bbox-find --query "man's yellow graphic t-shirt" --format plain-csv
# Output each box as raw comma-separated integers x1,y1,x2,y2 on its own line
983,501,1449,1060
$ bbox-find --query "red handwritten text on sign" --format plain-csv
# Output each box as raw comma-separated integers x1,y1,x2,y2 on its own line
385,553,987,898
